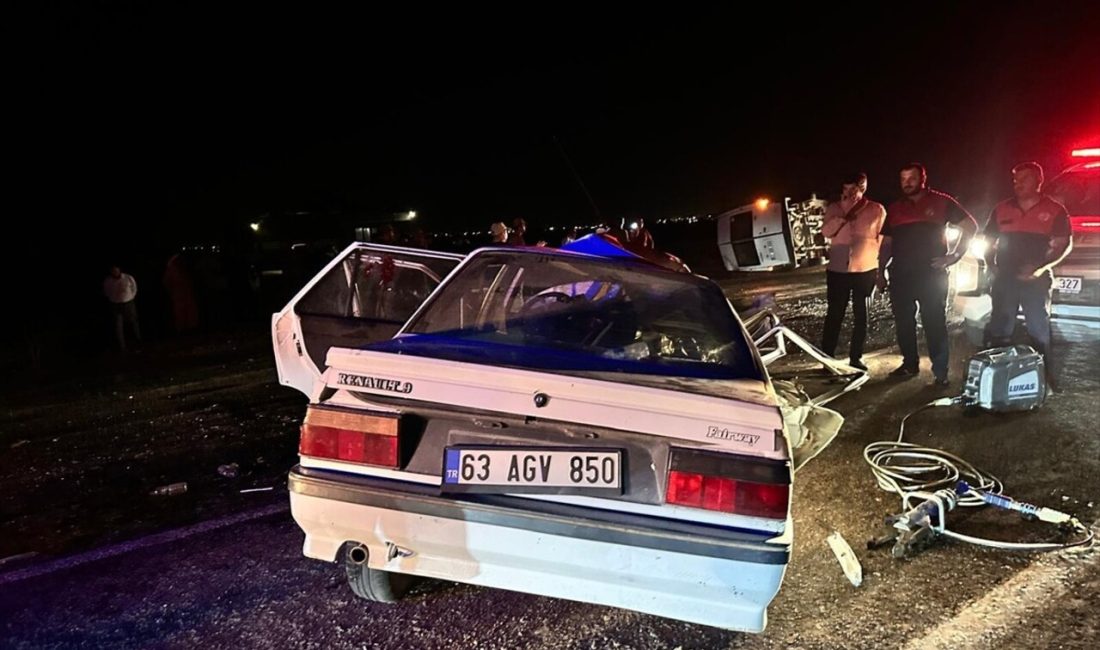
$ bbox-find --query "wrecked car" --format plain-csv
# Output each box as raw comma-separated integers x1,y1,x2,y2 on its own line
271,238,856,632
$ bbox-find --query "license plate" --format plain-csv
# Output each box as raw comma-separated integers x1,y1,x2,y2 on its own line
442,447,622,494
1055,277,1082,294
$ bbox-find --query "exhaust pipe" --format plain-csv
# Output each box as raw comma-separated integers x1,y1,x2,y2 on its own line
347,544,369,565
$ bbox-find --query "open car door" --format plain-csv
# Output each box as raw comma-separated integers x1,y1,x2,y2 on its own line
272,243,465,396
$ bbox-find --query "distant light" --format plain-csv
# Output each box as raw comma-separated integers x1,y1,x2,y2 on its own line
250,222,261,232
755,198,770,211
629,222,639,231
408,211,417,219
1070,148,1100,157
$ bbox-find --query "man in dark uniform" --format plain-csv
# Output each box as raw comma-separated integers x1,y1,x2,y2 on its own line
879,163,978,386
983,161,1073,389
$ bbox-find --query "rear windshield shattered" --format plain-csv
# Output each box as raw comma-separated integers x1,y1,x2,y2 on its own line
377,251,764,382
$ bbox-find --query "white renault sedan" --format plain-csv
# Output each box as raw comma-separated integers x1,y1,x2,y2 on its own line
272,239,839,632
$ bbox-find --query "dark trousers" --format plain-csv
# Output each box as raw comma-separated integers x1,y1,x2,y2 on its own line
988,271,1054,381
822,269,877,362
890,269,949,378
111,300,141,351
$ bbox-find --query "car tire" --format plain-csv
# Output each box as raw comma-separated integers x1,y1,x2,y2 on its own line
344,544,414,603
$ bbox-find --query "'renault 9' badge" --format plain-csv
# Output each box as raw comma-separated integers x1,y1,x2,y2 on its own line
337,372,413,394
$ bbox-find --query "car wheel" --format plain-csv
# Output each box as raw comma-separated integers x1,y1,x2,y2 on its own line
344,544,414,603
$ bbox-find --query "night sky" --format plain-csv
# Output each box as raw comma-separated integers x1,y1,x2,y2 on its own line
13,2,1100,254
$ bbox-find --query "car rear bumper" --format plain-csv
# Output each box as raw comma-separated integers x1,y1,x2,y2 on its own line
1052,304,1100,342
288,466,789,632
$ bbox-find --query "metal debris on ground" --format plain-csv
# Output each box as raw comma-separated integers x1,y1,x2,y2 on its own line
0,551,39,567
217,463,240,478
826,531,863,587
150,482,188,496
240,487,274,494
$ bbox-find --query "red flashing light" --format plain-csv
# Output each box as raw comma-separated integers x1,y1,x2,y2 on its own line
1070,216,1100,233
1070,148,1100,158
666,470,789,519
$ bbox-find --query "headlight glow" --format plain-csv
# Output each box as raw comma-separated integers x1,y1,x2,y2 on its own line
968,237,989,258
955,265,976,292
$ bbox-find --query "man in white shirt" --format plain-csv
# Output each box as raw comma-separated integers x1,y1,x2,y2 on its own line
821,172,887,371
103,266,141,351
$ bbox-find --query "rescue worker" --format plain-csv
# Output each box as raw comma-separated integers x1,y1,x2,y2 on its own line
879,163,977,386
507,218,528,246
983,161,1073,390
506,218,547,247
628,218,655,249
821,172,886,371
163,252,199,333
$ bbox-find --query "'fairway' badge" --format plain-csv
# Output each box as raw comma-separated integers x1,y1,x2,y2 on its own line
706,426,761,446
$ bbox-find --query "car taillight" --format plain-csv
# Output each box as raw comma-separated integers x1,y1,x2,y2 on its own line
300,406,400,468
665,449,790,519
666,470,789,518
1070,216,1100,233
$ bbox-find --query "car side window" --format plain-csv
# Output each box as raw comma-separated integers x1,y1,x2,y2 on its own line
296,249,445,323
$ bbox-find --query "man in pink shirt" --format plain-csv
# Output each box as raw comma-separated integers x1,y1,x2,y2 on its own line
821,172,886,371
